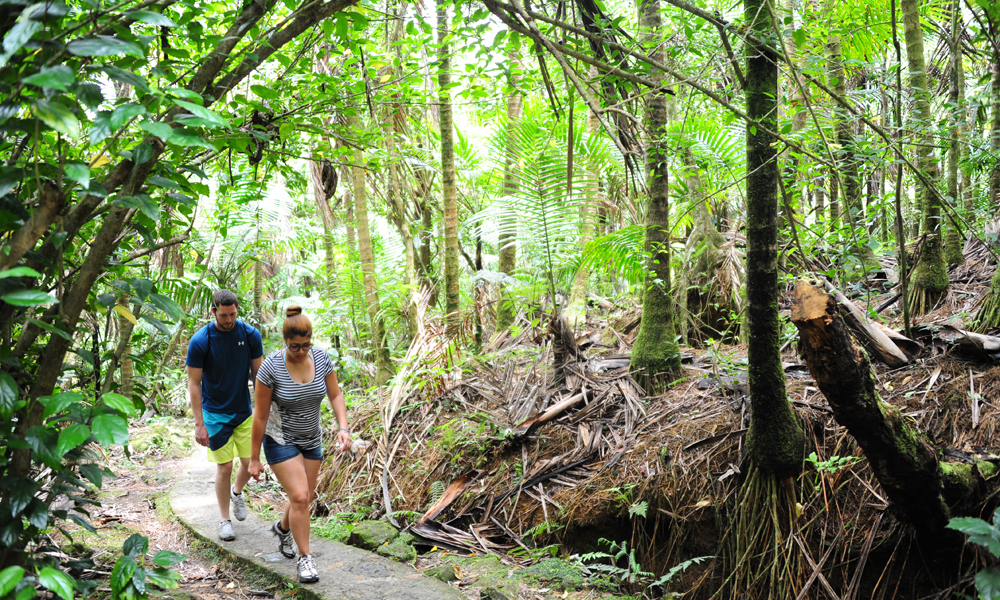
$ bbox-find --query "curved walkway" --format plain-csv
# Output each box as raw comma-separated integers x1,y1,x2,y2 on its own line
170,449,464,600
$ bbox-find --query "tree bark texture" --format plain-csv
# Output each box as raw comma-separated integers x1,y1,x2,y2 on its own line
991,58,1000,207
792,279,997,534
565,86,600,330
630,0,681,392
822,6,862,228
347,111,393,385
437,0,460,336
902,0,948,313
944,0,964,266
743,0,804,477
496,49,523,333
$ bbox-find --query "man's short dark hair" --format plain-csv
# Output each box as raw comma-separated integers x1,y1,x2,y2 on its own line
212,289,239,310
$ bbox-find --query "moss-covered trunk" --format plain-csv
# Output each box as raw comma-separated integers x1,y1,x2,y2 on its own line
944,0,965,266
437,0,460,336
991,58,1000,207
496,49,523,334
902,0,948,314
744,0,804,477
630,0,680,392
792,279,998,534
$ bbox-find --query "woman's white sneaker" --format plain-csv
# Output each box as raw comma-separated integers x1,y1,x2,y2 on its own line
218,520,235,541
297,554,319,583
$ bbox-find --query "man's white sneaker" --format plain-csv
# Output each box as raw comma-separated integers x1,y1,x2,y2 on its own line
297,554,319,583
218,520,235,541
230,487,248,521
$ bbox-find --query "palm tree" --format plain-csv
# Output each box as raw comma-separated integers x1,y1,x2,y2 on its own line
438,0,460,336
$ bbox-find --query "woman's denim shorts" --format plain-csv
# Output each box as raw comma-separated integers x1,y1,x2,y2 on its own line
263,435,322,465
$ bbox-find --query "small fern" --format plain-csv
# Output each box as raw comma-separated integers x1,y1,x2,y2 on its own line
427,481,445,510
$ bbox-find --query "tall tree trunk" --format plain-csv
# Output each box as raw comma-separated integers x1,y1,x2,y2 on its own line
565,85,600,329
384,114,420,341
744,0,805,476
343,163,363,345
991,59,1000,207
496,48,523,333
823,13,862,232
945,0,965,266
348,111,393,385
813,173,825,231
630,0,681,392
902,0,948,315
437,0,460,336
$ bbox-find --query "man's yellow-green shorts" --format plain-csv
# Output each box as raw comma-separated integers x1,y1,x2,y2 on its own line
206,416,252,464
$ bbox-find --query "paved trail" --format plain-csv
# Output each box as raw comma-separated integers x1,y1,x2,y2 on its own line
170,449,464,600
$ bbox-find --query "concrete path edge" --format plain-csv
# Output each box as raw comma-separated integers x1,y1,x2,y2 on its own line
169,449,464,600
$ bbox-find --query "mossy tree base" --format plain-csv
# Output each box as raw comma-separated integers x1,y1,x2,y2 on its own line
907,236,949,316
630,283,681,394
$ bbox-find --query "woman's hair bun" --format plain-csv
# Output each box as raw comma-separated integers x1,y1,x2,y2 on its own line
285,305,303,318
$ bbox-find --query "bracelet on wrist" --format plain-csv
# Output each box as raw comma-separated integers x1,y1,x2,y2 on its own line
337,427,350,435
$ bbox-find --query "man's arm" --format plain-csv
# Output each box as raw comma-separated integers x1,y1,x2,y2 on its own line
187,367,209,447
250,356,263,383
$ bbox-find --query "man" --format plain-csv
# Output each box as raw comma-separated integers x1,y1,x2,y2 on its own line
186,289,264,541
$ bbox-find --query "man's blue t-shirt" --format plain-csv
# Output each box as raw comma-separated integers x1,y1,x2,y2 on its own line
185,320,264,415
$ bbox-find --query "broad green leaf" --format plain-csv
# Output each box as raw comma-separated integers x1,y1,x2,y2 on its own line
148,293,184,320
111,103,147,130
91,414,129,446
140,120,173,141
0,6,42,69
27,499,49,529
147,175,182,190
111,556,137,597
125,10,178,27
41,391,83,419
0,266,41,279
132,568,146,594
38,567,74,600
31,100,80,138
9,480,36,514
68,35,143,58
122,534,148,558
23,65,75,91
78,463,105,487
56,424,90,456
101,392,137,416
101,66,150,94
152,551,186,567
75,83,104,110
978,567,1000,600
140,313,171,335
0,566,25,597
165,127,214,149
173,100,228,129
90,111,112,146
133,143,153,165
250,84,279,100
130,278,153,300
64,162,90,188
0,372,18,417
145,567,180,590
28,318,73,341
2,289,57,306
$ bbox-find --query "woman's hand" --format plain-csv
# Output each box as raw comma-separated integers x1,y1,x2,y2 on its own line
248,458,265,481
336,428,352,452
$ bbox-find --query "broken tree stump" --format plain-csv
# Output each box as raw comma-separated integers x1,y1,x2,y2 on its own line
791,278,987,534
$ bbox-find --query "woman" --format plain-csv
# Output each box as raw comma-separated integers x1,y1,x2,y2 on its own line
248,306,352,584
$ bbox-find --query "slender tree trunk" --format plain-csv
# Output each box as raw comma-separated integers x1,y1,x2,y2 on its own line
744,0,805,476
384,116,420,341
496,48,523,333
813,173,825,231
438,0,460,336
991,59,1000,207
902,0,948,314
348,111,393,384
945,0,964,266
630,0,681,392
565,85,600,329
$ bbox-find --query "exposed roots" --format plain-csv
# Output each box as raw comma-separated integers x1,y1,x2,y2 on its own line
714,466,805,600
974,267,1000,333
906,285,946,317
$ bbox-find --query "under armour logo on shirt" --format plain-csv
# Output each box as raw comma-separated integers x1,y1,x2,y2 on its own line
238,341,245,346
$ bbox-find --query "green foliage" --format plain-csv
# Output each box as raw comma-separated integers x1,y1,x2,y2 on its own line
576,538,712,598
948,508,1000,599
805,452,861,474
110,534,185,600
